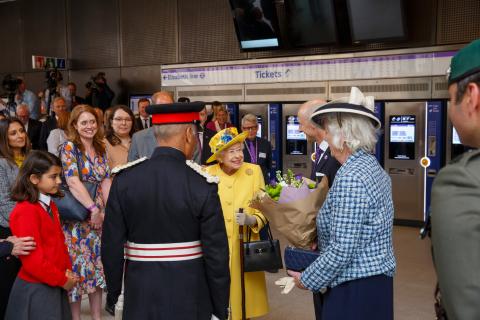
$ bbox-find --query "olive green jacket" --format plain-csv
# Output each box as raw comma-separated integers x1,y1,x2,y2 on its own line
431,149,480,320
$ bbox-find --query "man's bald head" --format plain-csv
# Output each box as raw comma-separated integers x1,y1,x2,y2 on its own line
297,99,327,143
151,91,174,104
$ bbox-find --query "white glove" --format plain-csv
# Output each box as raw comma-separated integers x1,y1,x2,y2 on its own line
275,277,296,294
235,211,257,226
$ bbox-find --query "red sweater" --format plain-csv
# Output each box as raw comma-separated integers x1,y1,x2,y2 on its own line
9,201,71,287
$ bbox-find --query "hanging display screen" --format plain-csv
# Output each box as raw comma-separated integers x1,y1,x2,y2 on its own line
389,115,416,160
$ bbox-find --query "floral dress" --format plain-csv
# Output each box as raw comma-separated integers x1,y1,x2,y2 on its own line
59,141,110,302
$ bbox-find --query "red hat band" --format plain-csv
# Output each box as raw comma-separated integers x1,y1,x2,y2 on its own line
151,112,200,125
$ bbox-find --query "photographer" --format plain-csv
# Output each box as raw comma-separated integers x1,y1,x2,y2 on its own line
43,69,72,113
85,72,115,111
14,78,40,120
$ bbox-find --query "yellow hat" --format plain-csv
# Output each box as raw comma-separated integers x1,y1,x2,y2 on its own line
207,127,248,163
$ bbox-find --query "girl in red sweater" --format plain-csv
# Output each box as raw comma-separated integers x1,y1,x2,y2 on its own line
5,150,78,320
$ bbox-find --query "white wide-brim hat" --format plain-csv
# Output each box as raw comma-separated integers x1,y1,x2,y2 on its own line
310,87,381,129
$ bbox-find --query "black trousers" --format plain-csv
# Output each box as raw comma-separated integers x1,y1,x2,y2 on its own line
0,226,21,319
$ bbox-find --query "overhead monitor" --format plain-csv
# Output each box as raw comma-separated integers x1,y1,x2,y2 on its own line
389,115,415,160
284,0,337,47
286,115,307,155
346,0,406,43
129,94,151,115
228,0,281,50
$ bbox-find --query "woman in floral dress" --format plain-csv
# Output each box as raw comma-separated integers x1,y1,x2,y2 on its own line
59,105,112,320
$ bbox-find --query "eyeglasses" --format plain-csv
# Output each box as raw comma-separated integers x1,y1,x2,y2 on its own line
242,125,258,131
226,147,243,155
113,118,132,123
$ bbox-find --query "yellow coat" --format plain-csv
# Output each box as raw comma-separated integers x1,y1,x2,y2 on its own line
207,163,269,320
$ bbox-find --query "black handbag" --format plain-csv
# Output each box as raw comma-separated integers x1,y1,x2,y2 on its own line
243,215,283,272
284,246,321,271
53,145,98,221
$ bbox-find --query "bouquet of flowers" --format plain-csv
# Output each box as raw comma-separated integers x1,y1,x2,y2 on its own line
250,170,329,249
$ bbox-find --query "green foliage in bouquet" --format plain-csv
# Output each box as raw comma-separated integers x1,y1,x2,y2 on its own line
264,169,316,201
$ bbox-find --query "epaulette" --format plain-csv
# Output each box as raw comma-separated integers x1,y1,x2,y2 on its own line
186,160,219,184
111,157,148,175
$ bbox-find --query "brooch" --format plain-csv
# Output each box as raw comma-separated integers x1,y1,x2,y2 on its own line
246,168,253,176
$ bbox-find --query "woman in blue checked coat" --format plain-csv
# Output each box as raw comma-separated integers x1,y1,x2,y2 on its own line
287,87,396,320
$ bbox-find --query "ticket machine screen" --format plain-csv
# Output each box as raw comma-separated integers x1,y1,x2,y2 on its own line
389,115,416,160
286,115,307,155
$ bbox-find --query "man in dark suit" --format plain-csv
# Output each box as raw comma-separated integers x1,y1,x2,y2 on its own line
102,102,230,320
134,98,152,131
16,104,42,149
38,97,68,150
241,113,272,182
298,99,341,320
298,99,341,188
193,105,215,165
67,82,85,109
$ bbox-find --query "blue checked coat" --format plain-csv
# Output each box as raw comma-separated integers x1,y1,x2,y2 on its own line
301,150,396,291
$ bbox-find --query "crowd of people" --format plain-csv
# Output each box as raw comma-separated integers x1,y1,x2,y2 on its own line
0,38,478,320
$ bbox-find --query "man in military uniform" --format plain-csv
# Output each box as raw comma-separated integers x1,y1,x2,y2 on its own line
431,39,480,319
102,102,230,320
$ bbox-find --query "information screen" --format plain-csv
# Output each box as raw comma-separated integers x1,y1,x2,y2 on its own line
257,116,263,138
286,115,307,155
452,127,461,145
129,94,151,115
389,115,416,160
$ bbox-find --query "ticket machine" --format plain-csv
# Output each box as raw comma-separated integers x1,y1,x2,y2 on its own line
282,104,313,178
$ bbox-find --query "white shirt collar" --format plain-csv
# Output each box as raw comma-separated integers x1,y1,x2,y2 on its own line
319,140,329,152
39,193,51,206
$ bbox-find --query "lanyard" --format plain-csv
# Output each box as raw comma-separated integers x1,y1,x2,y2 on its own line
245,139,258,164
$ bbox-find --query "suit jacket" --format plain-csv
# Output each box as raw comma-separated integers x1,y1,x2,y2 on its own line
134,117,152,131
38,116,57,151
431,149,480,320
310,147,341,188
127,127,157,161
193,127,216,165
102,147,230,319
242,137,272,183
27,119,42,150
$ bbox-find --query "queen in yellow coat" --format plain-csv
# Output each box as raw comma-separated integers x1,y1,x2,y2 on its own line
206,128,269,320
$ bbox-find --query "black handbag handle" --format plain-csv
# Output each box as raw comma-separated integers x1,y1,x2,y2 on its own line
245,214,276,254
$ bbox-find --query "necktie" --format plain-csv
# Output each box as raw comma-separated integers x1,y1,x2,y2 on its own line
144,119,148,129
41,201,53,219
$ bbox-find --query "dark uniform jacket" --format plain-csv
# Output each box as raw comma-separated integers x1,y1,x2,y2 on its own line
310,147,341,188
431,149,480,320
102,147,230,320
242,137,272,183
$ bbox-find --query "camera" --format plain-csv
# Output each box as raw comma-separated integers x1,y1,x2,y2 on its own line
45,68,62,91
2,74,21,94
85,72,106,91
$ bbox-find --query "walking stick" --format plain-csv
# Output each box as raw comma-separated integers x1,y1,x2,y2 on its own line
238,208,247,320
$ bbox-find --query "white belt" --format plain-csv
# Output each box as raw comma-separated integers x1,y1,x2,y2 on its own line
124,240,203,262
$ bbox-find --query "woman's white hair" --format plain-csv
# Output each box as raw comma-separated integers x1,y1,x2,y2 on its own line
323,113,378,153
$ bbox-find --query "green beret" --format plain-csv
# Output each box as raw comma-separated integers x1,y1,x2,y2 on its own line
448,39,480,85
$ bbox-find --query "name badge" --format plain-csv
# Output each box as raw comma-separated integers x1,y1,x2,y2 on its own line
259,152,267,158
316,172,325,177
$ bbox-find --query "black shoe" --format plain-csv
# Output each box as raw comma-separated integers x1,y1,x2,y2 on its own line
105,302,115,316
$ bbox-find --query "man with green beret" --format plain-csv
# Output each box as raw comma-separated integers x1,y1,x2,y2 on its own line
431,38,480,320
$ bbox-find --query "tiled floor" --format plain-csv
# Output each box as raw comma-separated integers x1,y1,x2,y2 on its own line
82,226,435,319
